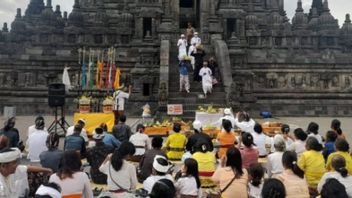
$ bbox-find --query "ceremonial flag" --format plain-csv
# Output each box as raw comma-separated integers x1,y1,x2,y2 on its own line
114,67,121,89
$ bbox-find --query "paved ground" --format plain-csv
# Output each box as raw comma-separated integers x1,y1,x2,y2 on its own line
1,115,351,144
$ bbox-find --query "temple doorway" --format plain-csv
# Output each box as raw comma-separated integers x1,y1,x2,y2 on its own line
179,0,200,29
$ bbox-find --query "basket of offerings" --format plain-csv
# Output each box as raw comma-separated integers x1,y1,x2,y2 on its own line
144,118,191,136
79,96,91,113
102,97,113,113
261,122,282,137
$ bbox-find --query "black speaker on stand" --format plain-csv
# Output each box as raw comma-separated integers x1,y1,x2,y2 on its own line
47,83,70,135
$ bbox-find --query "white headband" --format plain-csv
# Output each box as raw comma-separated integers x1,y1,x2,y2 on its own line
153,155,170,173
0,148,20,163
35,185,61,198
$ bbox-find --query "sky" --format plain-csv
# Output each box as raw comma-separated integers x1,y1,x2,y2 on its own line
0,0,351,29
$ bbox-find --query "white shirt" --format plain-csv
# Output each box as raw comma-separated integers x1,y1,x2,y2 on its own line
234,118,256,134
252,132,272,156
99,160,137,191
214,115,236,129
308,134,323,145
188,45,196,56
175,176,199,196
285,137,294,148
287,140,306,157
317,171,352,197
248,183,263,198
129,133,151,156
191,36,201,45
267,152,284,177
0,165,28,198
27,125,47,138
177,39,187,49
49,172,93,198
113,90,130,111
143,174,174,193
66,126,88,142
27,129,48,162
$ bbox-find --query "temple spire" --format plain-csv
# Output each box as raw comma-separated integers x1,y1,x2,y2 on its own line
296,0,303,12
309,0,323,19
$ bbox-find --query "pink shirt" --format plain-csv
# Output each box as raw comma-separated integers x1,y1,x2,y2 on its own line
240,147,259,169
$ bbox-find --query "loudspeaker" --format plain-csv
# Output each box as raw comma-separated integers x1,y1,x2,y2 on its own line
48,83,65,107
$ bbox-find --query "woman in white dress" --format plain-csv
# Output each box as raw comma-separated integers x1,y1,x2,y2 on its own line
199,61,213,98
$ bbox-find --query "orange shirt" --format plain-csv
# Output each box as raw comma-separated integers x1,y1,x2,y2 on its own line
217,131,236,159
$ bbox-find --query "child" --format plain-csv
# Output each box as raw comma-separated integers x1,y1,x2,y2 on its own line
175,158,201,197
248,163,264,198
322,130,337,161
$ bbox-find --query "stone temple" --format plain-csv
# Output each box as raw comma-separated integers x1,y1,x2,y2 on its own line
1,0,352,117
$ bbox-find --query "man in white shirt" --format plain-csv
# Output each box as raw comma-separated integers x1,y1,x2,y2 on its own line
129,124,151,156
199,61,213,98
214,108,236,129
113,85,132,124
177,34,187,61
66,119,88,142
191,32,201,46
188,43,196,70
27,116,47,138
27,119,48,162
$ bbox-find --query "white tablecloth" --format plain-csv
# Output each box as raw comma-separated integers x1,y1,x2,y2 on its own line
195,112,223,127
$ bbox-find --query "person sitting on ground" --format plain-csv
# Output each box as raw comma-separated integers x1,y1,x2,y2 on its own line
49,150,93,198
64,124,86,158
216,120,237,159
100,123,121,148
35,182,61,198
248,163,265,198
129,124,151,162
0,117,20,148
318,155,352,197
99,141,137,194
139,137,166,182
164,123,187,160
175,158,201,198
143,155,174,193
323,130,338,161
287,128,307,157
267,135,286,178
276,151,309,198
261,178,286,198
326,138,352,175
27,116,47,138
86,128,114,184
281,124,294,148
112,115,132,142
186,120,213,154
212,146,249,198
149,178,176,198
66,119,88,142
306,122,323,145
40,132,63,173
252,123,272,158
192,141,216,188
27,117,48,163
240,132,259,169
297,137,326,197
331,119,346,140
320,178,349,198
234,111,256,134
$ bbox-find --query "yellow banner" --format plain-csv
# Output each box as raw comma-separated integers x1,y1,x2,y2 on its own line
73,113,115,135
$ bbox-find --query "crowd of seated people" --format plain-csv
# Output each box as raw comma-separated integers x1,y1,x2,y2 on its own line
0,111,351,198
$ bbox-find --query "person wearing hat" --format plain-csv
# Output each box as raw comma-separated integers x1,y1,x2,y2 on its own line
143,155,174,193
129,124,151,162
0,117,20,148
66,119,88,142
0,148,52,197
26,116,48,162
179,55,191,93
191,46,206,82
191,32,201,46
199,60,213,98
177,34,187,61
86,127,114,184
214,108,236,129
186,120,213,154
112,85,132,125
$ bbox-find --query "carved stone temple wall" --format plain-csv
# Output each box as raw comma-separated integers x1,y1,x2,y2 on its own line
0,0,352,116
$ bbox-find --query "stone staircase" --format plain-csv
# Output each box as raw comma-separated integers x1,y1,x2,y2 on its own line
167,44,227,120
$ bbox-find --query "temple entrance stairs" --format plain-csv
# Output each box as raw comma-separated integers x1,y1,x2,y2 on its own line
167,44,227,120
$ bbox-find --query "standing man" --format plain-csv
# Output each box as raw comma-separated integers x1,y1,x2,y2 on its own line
113,85,132,124
179,56,191,93
199,61,213,98
186,22,195,45
191,45,206,82
177,34,187,61
191,32,201,46
188,43,196,70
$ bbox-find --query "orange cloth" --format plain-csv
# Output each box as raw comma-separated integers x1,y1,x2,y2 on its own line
217,131,236,159
114,67,121,89
212,167,249,198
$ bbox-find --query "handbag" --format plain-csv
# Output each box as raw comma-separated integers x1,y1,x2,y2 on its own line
109,164,128,192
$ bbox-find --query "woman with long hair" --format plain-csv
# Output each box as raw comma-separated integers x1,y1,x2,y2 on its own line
175,158,201,198
240,132,259,169
331,119,346,139
216,120,236,159
49,150,93,197
276,151,309,198
212,146,248,198
99,141,137,193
